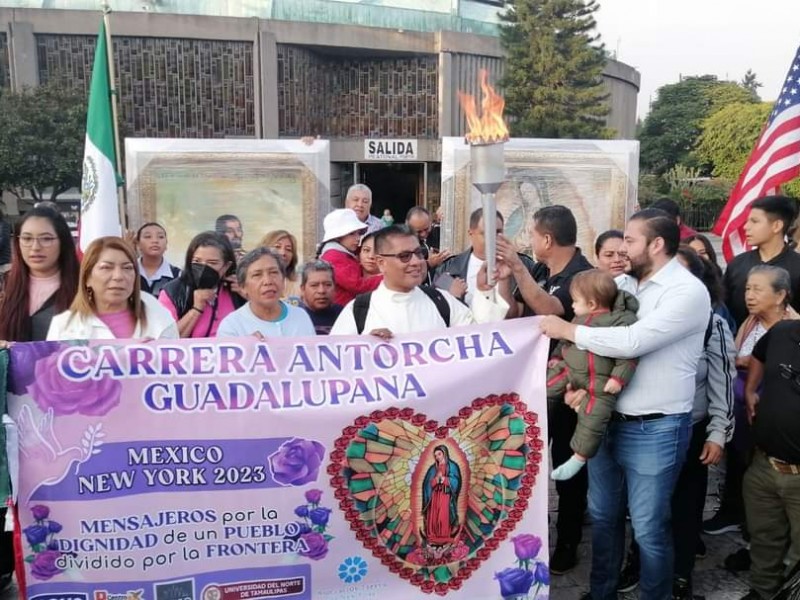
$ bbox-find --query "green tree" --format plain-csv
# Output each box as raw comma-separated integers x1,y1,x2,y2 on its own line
0,84,87,202
694,102,772,180
499,0,610,139
741,69,763,101
638,76,755,175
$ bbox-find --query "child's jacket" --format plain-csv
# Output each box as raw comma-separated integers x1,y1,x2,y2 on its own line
547,290,639,457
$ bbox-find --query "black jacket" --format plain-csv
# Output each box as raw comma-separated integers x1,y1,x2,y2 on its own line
433,248,537,302
723,245,800,327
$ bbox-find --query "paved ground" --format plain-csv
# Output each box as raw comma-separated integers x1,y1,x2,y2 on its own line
550,463,752,599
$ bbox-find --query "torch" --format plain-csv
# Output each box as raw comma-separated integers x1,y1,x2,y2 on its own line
459,70,509,286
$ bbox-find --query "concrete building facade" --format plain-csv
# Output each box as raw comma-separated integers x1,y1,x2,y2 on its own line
0,1,640,219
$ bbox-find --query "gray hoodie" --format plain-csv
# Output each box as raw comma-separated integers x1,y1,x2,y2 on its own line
693,313,736,447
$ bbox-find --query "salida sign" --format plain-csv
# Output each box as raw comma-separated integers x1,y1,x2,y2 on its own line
364,139,417,160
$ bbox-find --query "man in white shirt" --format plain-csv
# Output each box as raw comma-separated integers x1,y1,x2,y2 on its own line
540,208,711,599
344,184,383,234
330,225,510,336
435,208,538,307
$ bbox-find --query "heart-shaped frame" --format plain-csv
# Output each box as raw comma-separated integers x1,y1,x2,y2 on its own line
327,393,543,596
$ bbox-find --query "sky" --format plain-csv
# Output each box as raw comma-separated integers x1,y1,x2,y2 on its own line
593,0,800,118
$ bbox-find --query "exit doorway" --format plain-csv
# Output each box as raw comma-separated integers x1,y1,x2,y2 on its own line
357,162,425,225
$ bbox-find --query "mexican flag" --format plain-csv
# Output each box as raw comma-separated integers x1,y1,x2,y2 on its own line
79,19,121,252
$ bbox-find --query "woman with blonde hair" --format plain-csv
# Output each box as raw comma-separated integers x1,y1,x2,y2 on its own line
260,229,301,303
47,236,178,340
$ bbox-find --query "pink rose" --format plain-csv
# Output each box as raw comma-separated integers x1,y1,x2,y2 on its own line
30,353,121,417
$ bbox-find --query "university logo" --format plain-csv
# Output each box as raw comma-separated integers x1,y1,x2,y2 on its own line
93,590,143,600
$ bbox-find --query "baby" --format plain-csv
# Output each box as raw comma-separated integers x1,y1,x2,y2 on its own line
380,209,395,227
547,269,639,480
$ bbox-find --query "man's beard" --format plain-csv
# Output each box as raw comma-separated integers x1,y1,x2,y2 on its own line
626,254,652,281
230,238,242,250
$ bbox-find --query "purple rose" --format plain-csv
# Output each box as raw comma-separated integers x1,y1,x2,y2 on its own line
309,507,332,528
268,438,325,487
295,505,309,518
30,549,63,580
23,524,49,546
297,531,328,561
29,352,122,417
46,541,59,551
511,533,542,561
8,342,62,396
305,489,323,505
48,520,63,534
534,561,550,586
495,567,535,598
30,505,50,521
284,522,312,542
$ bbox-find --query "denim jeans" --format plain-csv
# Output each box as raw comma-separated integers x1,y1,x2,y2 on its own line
587,412,691,600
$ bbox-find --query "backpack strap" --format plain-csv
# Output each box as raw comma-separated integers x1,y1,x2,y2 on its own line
419,285,451,327
353,286,450,333
353,292,373,335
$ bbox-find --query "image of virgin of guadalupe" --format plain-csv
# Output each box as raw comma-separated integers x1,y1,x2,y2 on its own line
422,445,462,546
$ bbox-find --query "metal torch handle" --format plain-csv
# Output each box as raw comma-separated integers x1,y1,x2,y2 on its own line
482,193,497,287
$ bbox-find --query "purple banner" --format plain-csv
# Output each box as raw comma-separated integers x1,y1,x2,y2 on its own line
9,322,550,599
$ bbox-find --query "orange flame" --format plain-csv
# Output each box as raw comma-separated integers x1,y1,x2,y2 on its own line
458,69,509,144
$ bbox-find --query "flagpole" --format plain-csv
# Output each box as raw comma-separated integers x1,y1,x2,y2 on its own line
100,0,126,232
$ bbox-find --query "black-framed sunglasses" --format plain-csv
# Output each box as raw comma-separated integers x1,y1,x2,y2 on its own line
378,248,426,263
779,363,800,387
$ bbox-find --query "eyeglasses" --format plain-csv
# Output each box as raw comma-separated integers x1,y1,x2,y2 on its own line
19,235,58,248
378,248,426,263
779,363,800,387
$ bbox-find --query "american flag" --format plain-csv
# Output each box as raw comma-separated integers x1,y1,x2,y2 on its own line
713,46,800,261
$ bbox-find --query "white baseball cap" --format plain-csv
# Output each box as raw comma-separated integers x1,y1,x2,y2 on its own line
322,208,368,243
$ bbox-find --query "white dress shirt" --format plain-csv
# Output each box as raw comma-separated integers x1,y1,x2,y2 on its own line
574,257,710,415
365,214,384,234
138,257,177,286
330,283,508,335
465,253,484,307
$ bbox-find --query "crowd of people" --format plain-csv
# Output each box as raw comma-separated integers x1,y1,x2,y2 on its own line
1,185,799,600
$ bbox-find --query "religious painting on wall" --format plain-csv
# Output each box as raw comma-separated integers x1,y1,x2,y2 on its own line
126,139,331,266
440,138,639,257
